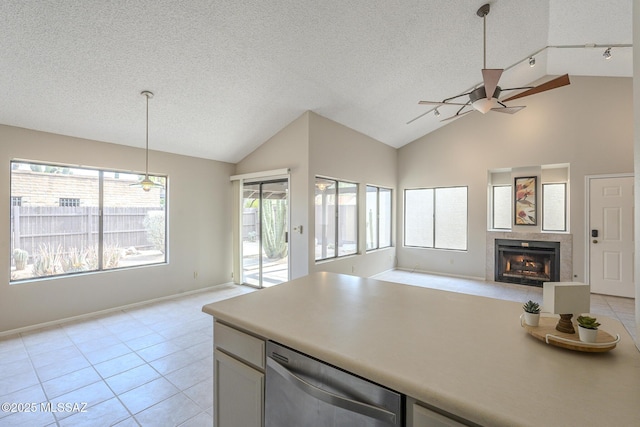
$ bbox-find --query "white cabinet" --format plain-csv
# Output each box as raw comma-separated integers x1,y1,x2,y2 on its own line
213,321,265,427
406,398,469,427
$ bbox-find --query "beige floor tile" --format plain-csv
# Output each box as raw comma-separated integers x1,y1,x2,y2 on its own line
41,366,101,399
58,397,130,427
134,393,201,427
119,377,179,415
104,364,160,395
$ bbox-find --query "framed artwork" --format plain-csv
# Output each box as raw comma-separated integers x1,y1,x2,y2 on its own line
514,176,537,225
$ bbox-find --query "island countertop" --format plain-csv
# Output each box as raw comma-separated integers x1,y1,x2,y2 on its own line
202,272,640,426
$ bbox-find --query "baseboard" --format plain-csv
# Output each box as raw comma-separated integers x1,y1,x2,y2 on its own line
0,281,240,337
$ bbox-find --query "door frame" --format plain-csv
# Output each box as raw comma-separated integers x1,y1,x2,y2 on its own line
584,173,634,286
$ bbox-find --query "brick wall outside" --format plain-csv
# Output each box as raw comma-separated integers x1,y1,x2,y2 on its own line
11,169,163,207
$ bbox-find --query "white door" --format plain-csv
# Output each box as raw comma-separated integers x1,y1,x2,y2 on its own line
589,176,634,297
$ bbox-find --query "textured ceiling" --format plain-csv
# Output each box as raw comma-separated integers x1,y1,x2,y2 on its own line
0,0,632,163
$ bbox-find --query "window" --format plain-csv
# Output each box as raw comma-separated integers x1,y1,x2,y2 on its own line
542,183,566,231
11,196,22,207
366,186,392,250
492,185,511,229
315,177,358,260
59,198,80,207
10,161,167,282
404,187,467,250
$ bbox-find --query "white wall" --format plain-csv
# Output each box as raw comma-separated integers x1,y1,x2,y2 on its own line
236,111,397,279
397,76,633,280
308,112,397,277
234,112,310,280
0,125,235,332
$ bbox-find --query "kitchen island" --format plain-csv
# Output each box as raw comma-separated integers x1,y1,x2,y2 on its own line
203,272,640,426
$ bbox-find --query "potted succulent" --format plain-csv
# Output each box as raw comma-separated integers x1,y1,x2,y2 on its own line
522,300,541,326
577,315,600,343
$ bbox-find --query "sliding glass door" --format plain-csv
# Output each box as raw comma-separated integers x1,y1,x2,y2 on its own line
242,179,289,288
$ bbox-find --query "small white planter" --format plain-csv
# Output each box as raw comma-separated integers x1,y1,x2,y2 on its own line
578,325,598,343
523,312,540,327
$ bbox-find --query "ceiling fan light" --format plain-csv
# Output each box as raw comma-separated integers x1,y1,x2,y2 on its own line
471,98,498,114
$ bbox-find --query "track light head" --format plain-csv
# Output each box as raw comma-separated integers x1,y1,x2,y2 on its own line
434,108,440,117
528,57,535,67
603,47,612,60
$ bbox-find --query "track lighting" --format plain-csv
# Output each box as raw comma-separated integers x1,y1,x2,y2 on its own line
528,57,535,67
603,47,612,60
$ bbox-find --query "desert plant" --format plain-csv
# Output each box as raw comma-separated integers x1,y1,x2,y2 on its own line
103,245,122,269
61,247,88,273
577,315,600,330
262,199,288,260
143,210,165,253
522,300,541,314
33,244,63,277
12,248,29,270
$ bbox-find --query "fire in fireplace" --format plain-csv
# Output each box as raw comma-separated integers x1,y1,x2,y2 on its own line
495,239,560,286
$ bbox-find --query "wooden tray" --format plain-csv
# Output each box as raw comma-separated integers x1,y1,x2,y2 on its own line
520,315,620,352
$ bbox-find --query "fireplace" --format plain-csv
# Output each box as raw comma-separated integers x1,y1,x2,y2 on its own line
495,239,560,286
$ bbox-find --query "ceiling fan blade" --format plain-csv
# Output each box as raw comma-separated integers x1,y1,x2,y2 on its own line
502,74,570,102
491,106,525,114
419,100,469,106
482,69,503,100
441,110,473,122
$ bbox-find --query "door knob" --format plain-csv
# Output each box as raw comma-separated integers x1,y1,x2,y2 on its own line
593,239,598,244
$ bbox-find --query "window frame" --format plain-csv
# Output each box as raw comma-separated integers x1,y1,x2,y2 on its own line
365,185,392,251
314,176,359,261
10,160,168,283
403,186,468,251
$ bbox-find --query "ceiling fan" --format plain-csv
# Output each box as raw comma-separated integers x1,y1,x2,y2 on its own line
418,3,570,122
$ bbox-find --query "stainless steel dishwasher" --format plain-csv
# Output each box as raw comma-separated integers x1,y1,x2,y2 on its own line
265,341,403,427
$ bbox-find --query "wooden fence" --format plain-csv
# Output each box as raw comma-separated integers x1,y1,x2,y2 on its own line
10,206,163,262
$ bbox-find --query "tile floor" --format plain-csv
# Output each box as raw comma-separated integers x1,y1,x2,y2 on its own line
0,271,636,426
0,284,254,427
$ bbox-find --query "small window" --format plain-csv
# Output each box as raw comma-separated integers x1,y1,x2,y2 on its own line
366,186,392,251
492,185,511,230
315,177,358,261
11,196,22,207
542,183,566,231
59,198,80,207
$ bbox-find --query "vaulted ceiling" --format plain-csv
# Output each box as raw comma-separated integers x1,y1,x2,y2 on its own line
0,1,632,163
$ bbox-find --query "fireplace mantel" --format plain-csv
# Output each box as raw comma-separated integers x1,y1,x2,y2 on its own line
486,232,573,283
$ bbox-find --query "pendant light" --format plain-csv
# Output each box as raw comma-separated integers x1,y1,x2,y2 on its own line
140,90,155,192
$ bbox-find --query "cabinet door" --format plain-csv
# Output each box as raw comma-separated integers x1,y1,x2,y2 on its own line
410,401,467,427
214,349,264,427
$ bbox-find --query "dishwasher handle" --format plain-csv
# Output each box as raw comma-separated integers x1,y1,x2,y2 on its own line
267,356,397,424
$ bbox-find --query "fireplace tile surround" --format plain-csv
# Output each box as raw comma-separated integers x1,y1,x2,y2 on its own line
486,232,573,283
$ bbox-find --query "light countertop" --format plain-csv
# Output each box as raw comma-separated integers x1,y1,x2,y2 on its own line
203,272,640,426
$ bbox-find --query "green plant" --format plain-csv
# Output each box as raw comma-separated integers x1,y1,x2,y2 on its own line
522,300,541,314
261,199,288,260
12,248,29,270
33,244,63,277
103,245,122,269
577,315,600,330
143,211,165,253
61,247,88,273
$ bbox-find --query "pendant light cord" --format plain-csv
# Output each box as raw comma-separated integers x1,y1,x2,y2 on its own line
145,92,149,177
